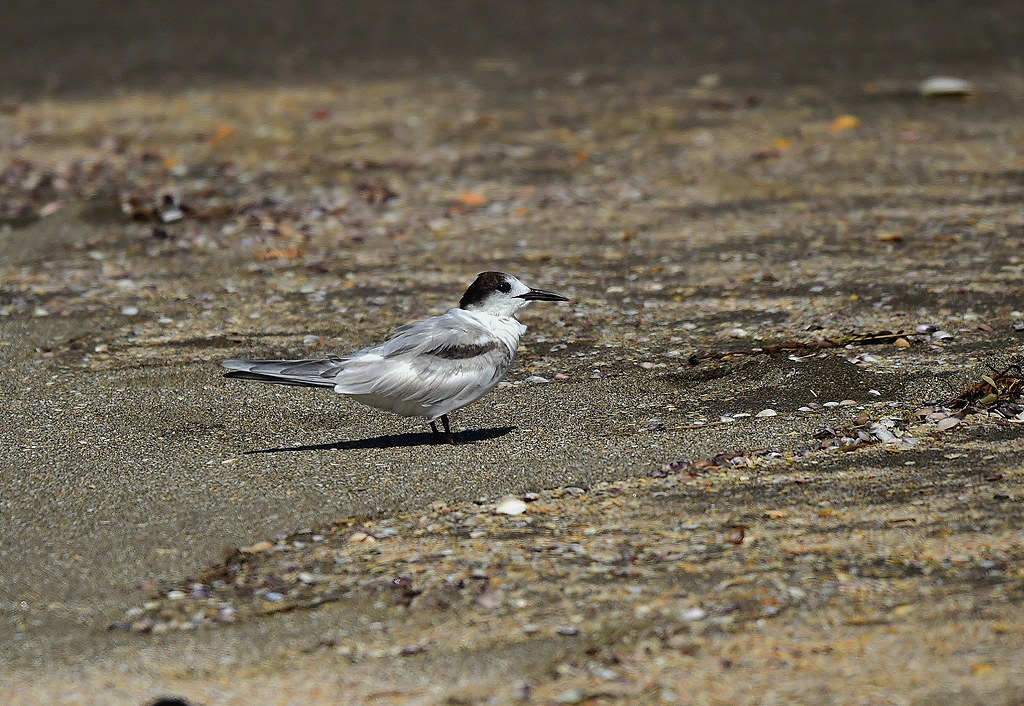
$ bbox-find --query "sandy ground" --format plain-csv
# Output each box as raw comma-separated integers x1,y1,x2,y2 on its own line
2,3,1024,705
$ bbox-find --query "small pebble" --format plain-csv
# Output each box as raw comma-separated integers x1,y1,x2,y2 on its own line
160,207,184,223
916,324,937,334
681,607,706,621
756,408,777,417
931,330,954,342
120,306,139,316
556,688,585,704
524,375,549,384
727,327,748,338
302,335,320,345
919,76,974,97
166,590,185,600
475,591,503,610
495,496,527,516
240,540,274,553
426,217,449,233
698,73,721,89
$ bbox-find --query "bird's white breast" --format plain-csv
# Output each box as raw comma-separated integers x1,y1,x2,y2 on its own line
460,309,528,356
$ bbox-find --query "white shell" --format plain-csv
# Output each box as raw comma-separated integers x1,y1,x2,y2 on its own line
920,77,974,97
495,496,527,516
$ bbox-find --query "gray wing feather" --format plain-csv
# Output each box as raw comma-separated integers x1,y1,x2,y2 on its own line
222,356,347,388
376,312,493,359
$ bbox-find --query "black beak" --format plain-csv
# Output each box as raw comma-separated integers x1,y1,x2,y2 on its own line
517,288,569,302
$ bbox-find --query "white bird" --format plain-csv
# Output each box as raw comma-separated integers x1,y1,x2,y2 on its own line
222,272,569,443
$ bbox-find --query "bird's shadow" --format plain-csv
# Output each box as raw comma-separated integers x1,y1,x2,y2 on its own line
244,425,517,454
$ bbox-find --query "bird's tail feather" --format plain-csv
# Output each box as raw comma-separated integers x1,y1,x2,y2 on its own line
222,357,345,388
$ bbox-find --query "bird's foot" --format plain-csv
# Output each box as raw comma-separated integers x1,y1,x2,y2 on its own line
436,415,461,444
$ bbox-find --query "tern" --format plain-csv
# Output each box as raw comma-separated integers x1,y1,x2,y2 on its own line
222,272,569,443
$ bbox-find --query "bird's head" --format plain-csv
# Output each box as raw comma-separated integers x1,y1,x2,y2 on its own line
459,272,568,317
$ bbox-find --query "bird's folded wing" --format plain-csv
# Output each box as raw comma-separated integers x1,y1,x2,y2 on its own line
334,312,513,406
334,348,512,408
375,310,496,359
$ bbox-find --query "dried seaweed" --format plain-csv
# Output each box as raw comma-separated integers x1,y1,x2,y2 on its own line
946,361,1024,418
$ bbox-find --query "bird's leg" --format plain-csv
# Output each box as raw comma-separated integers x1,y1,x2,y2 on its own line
440,414,459,444
430,420,443,444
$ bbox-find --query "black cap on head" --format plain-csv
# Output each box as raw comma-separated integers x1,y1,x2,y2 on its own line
459,272,511,309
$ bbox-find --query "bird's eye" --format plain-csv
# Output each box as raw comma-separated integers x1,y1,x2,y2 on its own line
498,281,512,293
